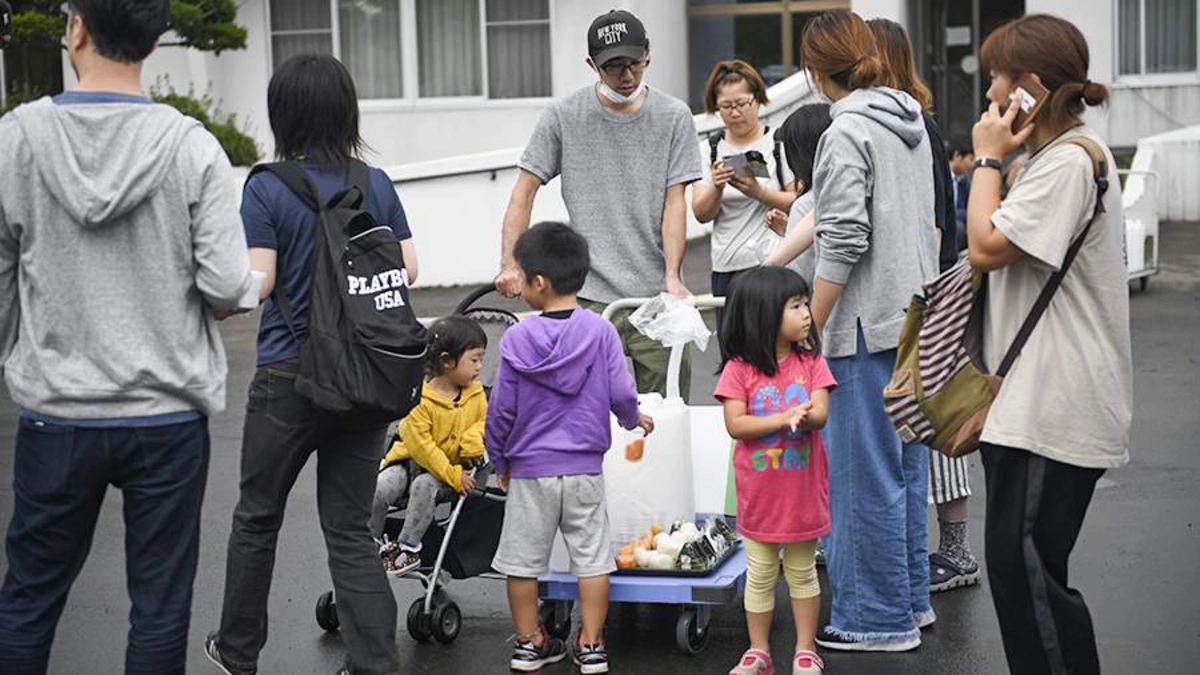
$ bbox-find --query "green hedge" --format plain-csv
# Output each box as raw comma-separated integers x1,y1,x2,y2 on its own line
150,82,261,166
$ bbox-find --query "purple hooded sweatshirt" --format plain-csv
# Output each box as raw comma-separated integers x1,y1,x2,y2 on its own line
486,309,640,479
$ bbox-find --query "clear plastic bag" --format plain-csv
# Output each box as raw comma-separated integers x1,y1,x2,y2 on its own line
628,293,711,352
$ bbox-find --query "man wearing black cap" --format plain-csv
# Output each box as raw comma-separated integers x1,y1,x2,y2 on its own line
496,9,703,403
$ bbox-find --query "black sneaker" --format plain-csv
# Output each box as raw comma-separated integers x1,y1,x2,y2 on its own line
573,638,609,674
511,632,568,672
203,632,256,675
929,552,981,593
815,625,920,652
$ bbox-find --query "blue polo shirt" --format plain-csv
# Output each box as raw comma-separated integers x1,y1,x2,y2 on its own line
242,163,413,366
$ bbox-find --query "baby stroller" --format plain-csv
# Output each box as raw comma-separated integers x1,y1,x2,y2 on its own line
313,285,520,643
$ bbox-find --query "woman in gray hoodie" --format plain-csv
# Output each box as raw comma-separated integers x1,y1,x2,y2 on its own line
801,11,939,653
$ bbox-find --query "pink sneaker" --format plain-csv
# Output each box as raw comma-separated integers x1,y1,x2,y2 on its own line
729,649,774,675
793,650,824,674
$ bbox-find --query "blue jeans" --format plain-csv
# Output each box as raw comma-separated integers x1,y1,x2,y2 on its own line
0,417,210,674
824,328,932,640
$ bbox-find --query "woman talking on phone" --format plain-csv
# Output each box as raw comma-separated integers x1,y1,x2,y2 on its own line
970,15,1130,674
691,60,796,329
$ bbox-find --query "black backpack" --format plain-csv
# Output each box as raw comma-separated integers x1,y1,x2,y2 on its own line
707,126,788,190
247,160,428,422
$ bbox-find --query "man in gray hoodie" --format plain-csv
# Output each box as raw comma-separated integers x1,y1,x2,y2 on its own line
0,2,252,672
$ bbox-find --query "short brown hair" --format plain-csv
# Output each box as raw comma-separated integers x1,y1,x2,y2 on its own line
980,14,1108,130
800,11,883,92
703,60,770,114
867,18,934,113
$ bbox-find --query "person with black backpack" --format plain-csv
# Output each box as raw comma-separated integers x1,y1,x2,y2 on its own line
205,54,423,675
692,60,796,331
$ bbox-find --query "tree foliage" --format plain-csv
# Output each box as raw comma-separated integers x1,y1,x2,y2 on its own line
7,0,247,53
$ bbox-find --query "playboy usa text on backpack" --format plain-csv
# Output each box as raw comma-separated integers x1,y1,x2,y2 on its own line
883,137,1111,457
247,160,428,422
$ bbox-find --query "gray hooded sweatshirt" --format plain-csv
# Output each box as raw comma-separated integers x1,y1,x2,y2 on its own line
0,96,251,419
812,87,938,359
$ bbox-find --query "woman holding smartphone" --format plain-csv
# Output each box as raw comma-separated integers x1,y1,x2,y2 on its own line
692,60,796,329
971,15,1130,674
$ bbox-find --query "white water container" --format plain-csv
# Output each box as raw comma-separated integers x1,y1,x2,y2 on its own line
603,392,695,546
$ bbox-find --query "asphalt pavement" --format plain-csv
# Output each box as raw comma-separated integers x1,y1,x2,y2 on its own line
1,226,1198,674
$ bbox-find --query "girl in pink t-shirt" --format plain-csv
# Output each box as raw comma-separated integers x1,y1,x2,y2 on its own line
714,267,836,675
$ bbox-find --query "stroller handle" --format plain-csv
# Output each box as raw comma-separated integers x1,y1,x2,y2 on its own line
453,283,502,315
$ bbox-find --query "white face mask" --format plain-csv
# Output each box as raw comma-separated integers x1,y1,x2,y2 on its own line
597,80,647,105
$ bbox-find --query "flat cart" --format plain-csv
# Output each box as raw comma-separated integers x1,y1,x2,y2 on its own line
537,545,747,655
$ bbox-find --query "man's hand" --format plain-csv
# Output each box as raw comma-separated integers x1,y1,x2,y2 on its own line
665,276,691,299
495,267,522,299
638,413,655,436
764,208,788,236
498,474,510,491
213,307,249,321
710,162,735,190
460,470,477,496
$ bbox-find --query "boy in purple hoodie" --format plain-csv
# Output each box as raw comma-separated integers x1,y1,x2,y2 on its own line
489,222,654,674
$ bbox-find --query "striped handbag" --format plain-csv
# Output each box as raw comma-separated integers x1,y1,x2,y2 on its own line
883,136,1110,457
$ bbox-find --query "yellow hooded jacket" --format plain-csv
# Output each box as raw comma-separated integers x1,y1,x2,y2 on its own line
382,381,487,492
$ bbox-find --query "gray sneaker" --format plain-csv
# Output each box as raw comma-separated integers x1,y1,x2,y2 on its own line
929,552,981,593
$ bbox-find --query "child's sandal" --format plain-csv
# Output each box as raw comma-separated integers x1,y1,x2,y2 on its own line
793,649,824,675
729,648,774,675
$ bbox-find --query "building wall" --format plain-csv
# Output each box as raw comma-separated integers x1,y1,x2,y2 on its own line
135,0,689,167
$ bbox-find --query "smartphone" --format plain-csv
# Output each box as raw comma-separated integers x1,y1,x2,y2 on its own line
1003,74,1050,131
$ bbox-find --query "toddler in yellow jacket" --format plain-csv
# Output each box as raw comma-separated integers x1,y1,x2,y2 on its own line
370,316,489,575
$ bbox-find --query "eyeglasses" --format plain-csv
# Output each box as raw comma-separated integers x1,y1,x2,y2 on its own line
717,98,757,113
599,59,650,77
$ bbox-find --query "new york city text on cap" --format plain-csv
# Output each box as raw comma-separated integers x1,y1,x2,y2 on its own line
587,9,648,66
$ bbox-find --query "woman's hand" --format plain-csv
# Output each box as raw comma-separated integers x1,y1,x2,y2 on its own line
711,162,735,190
730,174,764,201
764,208,788,236
973,93,1035,159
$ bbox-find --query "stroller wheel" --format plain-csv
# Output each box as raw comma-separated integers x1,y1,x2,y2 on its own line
315,591,339,632
431,600,462,644
406,597,434,642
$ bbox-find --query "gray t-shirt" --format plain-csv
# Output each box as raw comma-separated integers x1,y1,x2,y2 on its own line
982,127,1131,469
519,85,702,303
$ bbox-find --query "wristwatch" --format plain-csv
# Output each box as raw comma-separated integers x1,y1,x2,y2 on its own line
973,157,1003,172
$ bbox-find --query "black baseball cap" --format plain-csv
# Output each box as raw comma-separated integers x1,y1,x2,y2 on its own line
587,10,648,66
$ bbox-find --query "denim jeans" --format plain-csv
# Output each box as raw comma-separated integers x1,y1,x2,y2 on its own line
215,363,398,675
824,328,932,641
0,417,210,675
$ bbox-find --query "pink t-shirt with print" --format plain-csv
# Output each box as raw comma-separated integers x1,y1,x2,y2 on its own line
714,350,836,543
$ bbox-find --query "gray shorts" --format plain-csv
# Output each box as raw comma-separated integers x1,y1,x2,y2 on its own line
492,474,615,578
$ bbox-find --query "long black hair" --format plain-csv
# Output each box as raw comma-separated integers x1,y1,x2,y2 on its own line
719,267,818,377
778,103,832,194
268,54,365,168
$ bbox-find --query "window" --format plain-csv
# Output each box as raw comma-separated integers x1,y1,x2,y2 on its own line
1118,0,1199,77
687,1,848,111
267,0,551,101
486,0,553,99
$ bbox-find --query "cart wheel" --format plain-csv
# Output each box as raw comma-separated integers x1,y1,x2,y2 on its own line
675,607,710,655
406,598,434,642
431,600,462,644
538,600,573,640
1139,276,1149,291
315,591,339,633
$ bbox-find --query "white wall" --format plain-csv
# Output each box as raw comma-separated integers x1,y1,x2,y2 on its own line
135,0,689,167
851,0,907,24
